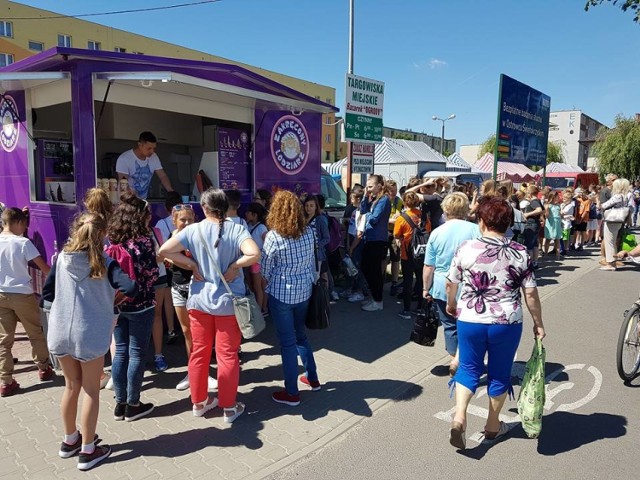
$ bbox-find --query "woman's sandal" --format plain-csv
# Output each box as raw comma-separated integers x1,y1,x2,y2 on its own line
192,395,218,417
223,402,245,424
449,420,466,450
483,421,510,441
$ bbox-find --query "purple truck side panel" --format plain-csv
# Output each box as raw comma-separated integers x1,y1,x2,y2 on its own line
0,48,337,260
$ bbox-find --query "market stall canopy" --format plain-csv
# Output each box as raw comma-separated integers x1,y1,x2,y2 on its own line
0,47,338,114
447,152,493,177
546,162,584,173
374,137,448,165
322,159,346,176
473,153,541,182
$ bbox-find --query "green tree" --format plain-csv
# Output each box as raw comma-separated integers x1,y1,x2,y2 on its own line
592,115,640,179
585,1,640,23
477,134,564,164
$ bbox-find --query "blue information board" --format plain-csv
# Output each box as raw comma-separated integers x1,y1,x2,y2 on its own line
496,74,551,168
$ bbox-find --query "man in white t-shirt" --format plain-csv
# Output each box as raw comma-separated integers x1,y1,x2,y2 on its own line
116,131,174,200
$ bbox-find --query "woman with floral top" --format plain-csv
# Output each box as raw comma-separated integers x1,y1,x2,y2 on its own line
107,192,159,423
445,196,546,450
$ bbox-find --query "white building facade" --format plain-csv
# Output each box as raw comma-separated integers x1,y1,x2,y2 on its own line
548,110,607,171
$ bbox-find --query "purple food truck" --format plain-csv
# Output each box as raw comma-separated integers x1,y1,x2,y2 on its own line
0,47,337,287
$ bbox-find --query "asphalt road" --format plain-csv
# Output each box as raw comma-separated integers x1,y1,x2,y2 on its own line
267,253,640,480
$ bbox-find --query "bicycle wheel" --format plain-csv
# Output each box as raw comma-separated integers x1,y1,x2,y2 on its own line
616,304,640,382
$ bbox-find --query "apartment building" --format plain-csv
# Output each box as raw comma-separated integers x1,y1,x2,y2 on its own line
382,126,456,155
548,110,607,170
0,0,337,161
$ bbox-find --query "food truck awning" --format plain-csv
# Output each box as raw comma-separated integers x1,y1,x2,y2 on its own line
94,71,333,114
0,72,70,92
0,47,338,114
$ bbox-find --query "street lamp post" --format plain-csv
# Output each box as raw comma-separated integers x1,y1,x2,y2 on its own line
431,114,456,155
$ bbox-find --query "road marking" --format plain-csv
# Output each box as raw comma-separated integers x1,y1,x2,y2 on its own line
433,364,603,444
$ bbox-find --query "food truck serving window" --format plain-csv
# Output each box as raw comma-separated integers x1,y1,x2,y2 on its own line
0,72,74,204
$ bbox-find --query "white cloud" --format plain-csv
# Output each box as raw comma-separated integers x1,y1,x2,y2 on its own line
412,58,448,70
428,58,448,69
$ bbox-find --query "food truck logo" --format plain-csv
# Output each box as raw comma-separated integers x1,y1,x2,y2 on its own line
0,95,20,153
271,115,309,175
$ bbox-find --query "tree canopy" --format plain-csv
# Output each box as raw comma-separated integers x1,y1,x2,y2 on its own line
477,134,564,164
592,115,640,179
585,0,640,22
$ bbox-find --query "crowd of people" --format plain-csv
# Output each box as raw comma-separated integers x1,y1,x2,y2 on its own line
0,170,638,468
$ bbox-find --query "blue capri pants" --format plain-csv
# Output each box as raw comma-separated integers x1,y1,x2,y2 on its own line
455,320,523,398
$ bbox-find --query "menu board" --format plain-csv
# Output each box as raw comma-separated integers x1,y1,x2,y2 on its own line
218,127,251,194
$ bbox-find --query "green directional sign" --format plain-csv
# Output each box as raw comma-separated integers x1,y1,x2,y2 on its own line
344,73,385,144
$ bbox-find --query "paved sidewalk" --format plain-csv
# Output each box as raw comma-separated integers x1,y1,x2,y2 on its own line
1,246,606,480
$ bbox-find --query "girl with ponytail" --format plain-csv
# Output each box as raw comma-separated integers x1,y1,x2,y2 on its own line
160,188,260,422
43,213,137,470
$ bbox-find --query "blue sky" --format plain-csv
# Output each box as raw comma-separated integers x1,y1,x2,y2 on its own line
18,0,640,148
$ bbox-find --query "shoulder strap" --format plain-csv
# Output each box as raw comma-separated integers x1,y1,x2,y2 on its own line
250,222,262,234
196,221,234,296
401,211,419,230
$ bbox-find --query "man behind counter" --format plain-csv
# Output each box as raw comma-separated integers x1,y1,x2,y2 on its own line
116,131,174,200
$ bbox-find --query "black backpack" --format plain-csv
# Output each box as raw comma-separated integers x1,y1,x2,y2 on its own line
400,212,429,269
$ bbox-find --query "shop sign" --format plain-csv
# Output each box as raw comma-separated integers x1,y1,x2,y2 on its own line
270,115,310,175
351,142,374,174
0,94,20,153
344,73,384,143
496,74,551,167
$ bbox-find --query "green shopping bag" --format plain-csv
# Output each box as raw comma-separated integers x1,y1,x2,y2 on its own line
517,338,546,438
622,231,637,252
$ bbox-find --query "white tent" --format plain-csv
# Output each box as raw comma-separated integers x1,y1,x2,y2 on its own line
545,162,584,173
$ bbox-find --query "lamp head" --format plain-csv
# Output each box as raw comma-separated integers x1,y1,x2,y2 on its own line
431,115,437,121
448,114,456,120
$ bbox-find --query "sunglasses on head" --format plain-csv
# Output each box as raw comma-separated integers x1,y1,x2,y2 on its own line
172,204,193,212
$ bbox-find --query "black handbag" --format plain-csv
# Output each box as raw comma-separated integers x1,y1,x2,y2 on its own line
305,240,330,330
306,279,330,329
409,299,439,346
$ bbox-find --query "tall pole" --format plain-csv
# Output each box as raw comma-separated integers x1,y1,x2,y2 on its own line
346,0,355,193
440,121,445,155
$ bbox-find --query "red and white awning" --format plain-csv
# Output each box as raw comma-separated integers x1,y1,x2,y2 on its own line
473,153,541,183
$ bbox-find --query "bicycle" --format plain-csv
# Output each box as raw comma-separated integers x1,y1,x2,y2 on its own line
617,299,640,382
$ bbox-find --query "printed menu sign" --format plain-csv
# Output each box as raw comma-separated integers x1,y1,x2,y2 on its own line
218,127,250,193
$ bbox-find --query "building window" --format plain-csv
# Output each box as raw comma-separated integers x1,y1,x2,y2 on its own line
325,98,332,104
28,41,44,52
0,21,13,38
325,151,331,161
87,40,101,50
114,47,126,53
57,34,72,47
133,51,144,55
325,134,332,144
0,53,15,67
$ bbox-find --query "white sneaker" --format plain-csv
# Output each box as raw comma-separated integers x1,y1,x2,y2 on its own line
105,377,114,391
176,374,190,391
362,301,383,312
330,291,340,301
348,292,365,303
208,376,218,390
360,297,373,306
